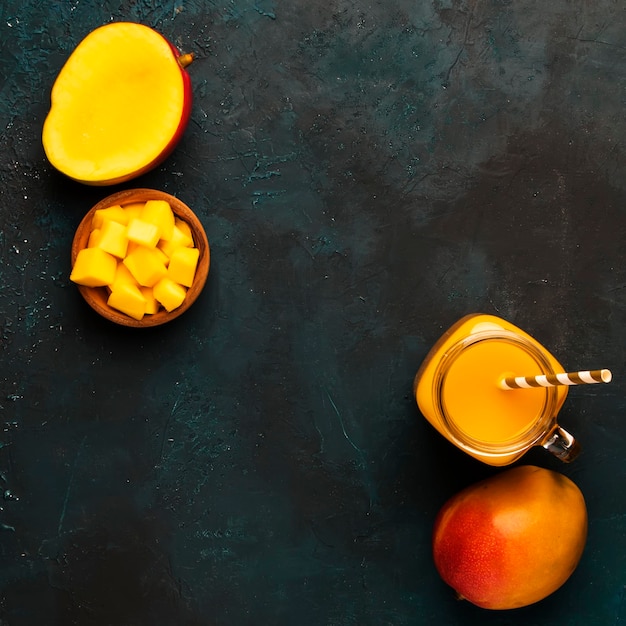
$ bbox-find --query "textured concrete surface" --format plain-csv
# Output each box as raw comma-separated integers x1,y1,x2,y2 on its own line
0,1,625,624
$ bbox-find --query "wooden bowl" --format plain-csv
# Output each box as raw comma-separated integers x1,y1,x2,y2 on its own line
71,188,210,327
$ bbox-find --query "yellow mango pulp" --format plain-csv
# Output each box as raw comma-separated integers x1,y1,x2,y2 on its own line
175,217,193,240
92,205,128,229
158,224,193,257
123,246,167,287
126,217,160,248
140,286,160,314
122,203,145,222
97,219,129,258
152,245,170,267
107,283,146,320
110,261,138,292
87,228,102,248
153,277,187,311
141,200,175,240
167,246,199,288
70,247,117,287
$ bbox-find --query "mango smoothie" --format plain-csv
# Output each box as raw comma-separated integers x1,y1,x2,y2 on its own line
414,314,573,466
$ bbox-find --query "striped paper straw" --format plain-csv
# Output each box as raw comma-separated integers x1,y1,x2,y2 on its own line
499,369,612,390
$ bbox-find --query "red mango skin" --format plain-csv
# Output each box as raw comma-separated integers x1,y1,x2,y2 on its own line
432,465,587,610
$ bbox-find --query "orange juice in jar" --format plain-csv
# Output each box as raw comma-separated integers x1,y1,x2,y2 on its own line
414,314,579,466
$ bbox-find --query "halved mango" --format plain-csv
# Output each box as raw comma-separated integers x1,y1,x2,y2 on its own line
42,22,193,186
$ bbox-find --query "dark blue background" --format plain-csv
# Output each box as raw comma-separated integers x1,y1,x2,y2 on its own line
0,1,624,624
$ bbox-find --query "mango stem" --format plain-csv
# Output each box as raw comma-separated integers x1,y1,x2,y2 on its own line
177,52,194,68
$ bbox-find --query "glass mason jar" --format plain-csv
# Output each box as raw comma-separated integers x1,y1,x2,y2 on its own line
414,314,579,466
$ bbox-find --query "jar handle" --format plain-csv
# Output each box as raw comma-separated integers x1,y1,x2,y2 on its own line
542,425,581,462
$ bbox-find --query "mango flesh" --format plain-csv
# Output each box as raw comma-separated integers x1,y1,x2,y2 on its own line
98,219,129,258
107,283,146,321
70,247,117,287
153,277,187,312
432,465,587,610
126,218,161,248
92,205,128,228
42,22,192,185
141,200,175,240
167,246,199,287
158,223,194,257
123,246,167,287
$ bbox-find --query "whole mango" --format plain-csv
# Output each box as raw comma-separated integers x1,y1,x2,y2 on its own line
432,465,587,610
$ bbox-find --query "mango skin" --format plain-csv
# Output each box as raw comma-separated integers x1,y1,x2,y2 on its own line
432,465,587,610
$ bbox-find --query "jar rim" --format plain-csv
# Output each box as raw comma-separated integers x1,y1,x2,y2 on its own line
433,328,558,457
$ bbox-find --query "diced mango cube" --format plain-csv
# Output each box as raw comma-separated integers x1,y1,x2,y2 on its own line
110,261,138,292
152,246,170,267
125,241,139,255
97,219,129,258
141,200,175,241
122,202,145,223
153,277,187,312
126,240,169,263
139,286,161,314
92,205,128,229
107,283,147,320
87,228,102,248
175,217,193,242
158,224,193,257
70,247,117,287
123,246,167,287
126,218,160,248
167,246,199,288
